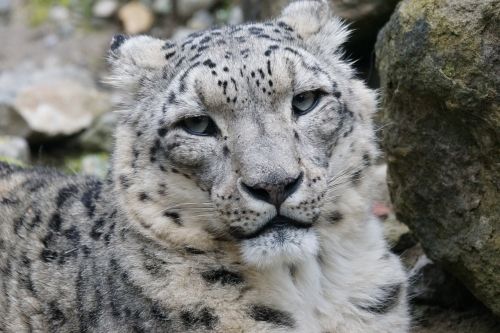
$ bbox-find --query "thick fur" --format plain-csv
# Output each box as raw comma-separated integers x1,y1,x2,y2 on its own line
0,1,409,332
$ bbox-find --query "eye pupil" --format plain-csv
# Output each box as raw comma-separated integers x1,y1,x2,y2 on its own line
292,91,321,116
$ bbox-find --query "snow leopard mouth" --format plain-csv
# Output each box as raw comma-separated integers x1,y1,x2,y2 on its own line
239,216,312,240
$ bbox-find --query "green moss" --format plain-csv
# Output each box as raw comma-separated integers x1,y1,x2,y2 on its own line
0,156,26,167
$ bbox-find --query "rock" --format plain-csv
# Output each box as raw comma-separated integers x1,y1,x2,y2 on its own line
49,5,70,23
0,136,30,164
118,2,154,34
0,0,11,15
152,0,172,15
92,0,119,19
0,64,110,142
376,0,500,316
187,10,214,30
403,244,477,309
77,112,118,152
177,0,217,19
227,6,243,25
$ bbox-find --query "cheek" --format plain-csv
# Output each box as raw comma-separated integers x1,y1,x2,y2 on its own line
167,135,216,168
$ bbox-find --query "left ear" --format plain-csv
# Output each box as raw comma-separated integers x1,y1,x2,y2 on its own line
278,0,349,55
107,34,168,104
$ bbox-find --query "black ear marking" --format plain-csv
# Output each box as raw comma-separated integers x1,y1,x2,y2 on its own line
110,34,128,51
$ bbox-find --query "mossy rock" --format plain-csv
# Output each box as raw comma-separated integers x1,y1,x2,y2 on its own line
376,0,499,315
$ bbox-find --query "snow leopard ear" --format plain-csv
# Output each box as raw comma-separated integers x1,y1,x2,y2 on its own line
107,34,167,97
279,0,349,55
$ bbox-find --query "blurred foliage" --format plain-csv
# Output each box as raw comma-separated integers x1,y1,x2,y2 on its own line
28,0,95,26
0,156,26,167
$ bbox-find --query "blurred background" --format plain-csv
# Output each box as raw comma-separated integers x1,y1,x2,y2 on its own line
0,1,498,332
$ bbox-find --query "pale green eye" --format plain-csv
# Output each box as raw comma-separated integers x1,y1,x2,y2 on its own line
181,116,217,136
292,91,321,116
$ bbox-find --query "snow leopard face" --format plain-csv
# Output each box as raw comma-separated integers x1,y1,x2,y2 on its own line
109,0,379,267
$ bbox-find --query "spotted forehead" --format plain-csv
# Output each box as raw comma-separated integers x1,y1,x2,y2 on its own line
161,22,333,112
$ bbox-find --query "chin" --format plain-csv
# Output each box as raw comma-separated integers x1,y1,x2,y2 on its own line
240,227,319,268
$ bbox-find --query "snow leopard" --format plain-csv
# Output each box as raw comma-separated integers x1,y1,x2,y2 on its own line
0,0,409,332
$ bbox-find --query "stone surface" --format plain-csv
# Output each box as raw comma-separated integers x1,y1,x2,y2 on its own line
92,0,119,19
0,136,30,164
187,9,214,30
152,0,172,15
376,0,500,316
176,0,217,19
0,64,110,141
118,1,155,34
77,111,118,152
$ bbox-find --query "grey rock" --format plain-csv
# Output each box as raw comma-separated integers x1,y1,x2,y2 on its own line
177,0,217,19
118,1,155,34
187,10,214,30
0,64,110,142
227,6,243,26
0,136,30,164
78,112,118,152
0,0,11,15
376,0,500,316
92,0,119,19
152,0,172,15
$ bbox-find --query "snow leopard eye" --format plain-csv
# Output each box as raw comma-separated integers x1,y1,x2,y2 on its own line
181,116,217,136
292,91,322,116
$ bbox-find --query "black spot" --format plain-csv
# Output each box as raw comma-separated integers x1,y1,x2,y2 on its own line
223,67,229,72
267,60,272,75
49,301,66,327
202,59,217,69
362,153,371,166
165,51,176,60
119,175,131,189
334,91,342,98
328,211,343,223
356,283,402,314
185,247,206,255
157,127,168,137
138,192,150,201
56,185,78,208
41,249,58,263
168,91,176,104
110,34,128,51
277,21,294,31
199,36,211,44
90,218,105,240
351,170,363,185
201,268,244,286
180,306,218,330
64,226,80,243
48,213,63,232
81,181,102,218
163,211,182,225
248,304,295,328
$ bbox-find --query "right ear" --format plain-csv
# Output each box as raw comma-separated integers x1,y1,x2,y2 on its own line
107,34,172,103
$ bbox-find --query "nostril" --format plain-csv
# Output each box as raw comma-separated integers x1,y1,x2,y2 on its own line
241,182,271,203
241,172,303,207
284,172,303,198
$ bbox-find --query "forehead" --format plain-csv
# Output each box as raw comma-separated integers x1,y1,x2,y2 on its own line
163,22,333,113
